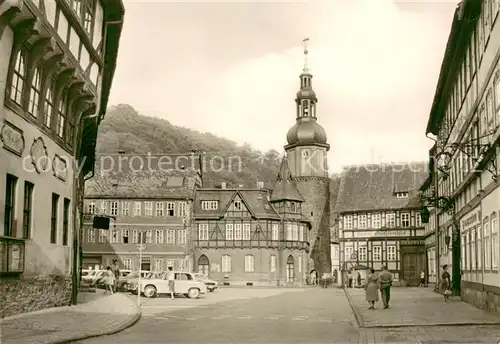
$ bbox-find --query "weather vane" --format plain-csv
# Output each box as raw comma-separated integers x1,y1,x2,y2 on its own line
303,37,309,72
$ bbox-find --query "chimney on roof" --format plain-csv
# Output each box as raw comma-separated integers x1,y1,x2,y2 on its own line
221,182,226,189
118,150,126,154
238,184,244,188
256,181,264,189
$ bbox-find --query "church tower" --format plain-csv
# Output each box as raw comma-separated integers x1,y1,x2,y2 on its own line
284,39,331,277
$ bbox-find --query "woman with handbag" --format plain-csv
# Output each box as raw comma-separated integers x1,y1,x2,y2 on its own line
440,265,451,302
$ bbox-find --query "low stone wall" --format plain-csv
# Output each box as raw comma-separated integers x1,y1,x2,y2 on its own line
0,275,72,318
461,284,500,313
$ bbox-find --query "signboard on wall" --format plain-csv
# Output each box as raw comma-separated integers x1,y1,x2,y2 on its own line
355,230,409,238
460,206,481,233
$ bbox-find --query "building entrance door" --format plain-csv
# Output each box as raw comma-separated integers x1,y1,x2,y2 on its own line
401,246,425,286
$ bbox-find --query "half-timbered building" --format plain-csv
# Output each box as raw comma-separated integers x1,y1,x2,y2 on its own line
82,153,201,273
0,0,124,317
193,160,311,286
336,163,427,286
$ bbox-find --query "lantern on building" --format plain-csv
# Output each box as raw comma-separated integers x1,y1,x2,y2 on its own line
420,206,430,224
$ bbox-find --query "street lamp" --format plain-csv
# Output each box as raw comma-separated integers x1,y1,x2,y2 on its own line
137,231,146,307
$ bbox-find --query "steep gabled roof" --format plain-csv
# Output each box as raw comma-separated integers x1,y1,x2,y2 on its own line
270,159,305,202
194,188,280,220
335,162,428,213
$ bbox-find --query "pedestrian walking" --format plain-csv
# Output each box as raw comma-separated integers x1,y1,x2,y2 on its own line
364,268,379,309
419,270,425,287
166,266,175,300
347,271,353,288
440,264,452,302
112,260,120,292
377,265,393,309
104,266,115,295
357,272,362,287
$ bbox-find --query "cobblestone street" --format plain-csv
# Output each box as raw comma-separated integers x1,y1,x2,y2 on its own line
74,287,500,344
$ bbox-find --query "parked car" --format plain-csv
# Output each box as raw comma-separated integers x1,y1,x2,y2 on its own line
193,273,218,292
82,269,103,284
139,271,207,299
128,271,165,293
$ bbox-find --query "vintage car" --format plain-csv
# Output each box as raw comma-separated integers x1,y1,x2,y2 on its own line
127,271,164,293
193,273,219,292
139,271,207,299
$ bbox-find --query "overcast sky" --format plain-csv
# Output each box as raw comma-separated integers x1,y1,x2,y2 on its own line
108,0,459,173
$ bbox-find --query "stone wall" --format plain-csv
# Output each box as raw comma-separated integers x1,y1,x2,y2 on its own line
294,177,331,275
0,275,72,318
461,283,500,313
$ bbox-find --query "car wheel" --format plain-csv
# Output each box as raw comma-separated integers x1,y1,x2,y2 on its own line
187,288,200,299
144,285,157,298
119,283,128,292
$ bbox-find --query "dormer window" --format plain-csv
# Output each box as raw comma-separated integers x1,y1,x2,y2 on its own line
234,201,242,210
290,202,296,213
395,192,409,198
201,201,218,210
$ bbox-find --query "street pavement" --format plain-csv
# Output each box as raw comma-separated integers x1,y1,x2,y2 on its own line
75,287,500,344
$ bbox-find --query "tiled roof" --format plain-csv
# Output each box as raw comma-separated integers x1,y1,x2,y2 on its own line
334,162,428,213
194,189,280,220
270,159,305,202
84,154,199,198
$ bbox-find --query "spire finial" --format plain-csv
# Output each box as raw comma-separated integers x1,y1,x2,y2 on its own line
302,37,309,72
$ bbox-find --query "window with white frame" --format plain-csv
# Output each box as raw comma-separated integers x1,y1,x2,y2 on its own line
198,224,209,240
244,254,255,272
122,202,129,216
298,225,304,241
100,201,108,214
358,215,367,229
222,254,231,272
110,201,118,216
122,229,129,243
134,202,141,216
233,201,242,211
132,229,139,243
226,224,233,240
145,202,153,216
298,256,302,273
201,201,218,210
415,213,422,227
10,50,25,105
28,67,41,116
99,229,106,243
477,226,482,269
358,246,367,261
286,223,292,240
234,223,242,240
178,230,187,245
178,201,187,217
166,259,174,269
272,224,279,240
154,258,164,272
484,217,491,269
270,254,277,272
343,215,352,229
491,213,498,270
371,214,381,229
122,258,132,270
396,192,408,198
344,246,353,261
156,230,164,244
156,202,164,216
166,230,175,244
88,201,96,214
386,213,395,227
243,224,251,240
373,246,382,260
145,230,153,244
292,224,299,241
387,245,397,261
166,202,175,216
87,228,95,243
110,229,119,243
401,213,410,227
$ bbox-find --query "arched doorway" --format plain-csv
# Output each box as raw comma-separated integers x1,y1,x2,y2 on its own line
198,255,209,275
286,255,295,282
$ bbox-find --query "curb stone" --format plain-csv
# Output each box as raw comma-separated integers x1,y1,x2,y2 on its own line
56,310,142,344
343,287,364,328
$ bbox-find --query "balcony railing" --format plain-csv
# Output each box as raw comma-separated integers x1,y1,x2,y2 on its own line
0,236,25,275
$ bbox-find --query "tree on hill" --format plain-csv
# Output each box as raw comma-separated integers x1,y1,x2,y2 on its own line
96,104,282,188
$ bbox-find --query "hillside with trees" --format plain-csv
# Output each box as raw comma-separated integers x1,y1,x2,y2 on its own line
95,104,282,188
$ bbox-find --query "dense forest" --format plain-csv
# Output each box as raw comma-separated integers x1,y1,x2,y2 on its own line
95,104,281,188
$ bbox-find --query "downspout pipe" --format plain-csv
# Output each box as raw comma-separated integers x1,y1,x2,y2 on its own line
426,133,440,289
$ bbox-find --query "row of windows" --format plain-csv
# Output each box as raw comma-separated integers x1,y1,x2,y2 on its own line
202,254,303,274
3,174,70,245
344,245,397,261
343,212,421,230
461,212,499,271
120,257,189,272
87,228,188,245
87,200,187,218
197,223,308,241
